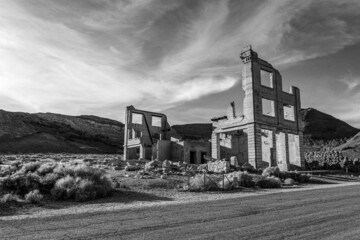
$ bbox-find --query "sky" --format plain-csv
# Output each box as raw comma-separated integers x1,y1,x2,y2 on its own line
0,0,360,127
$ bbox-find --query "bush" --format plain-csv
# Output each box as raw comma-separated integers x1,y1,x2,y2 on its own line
284,178,296,186
19,162,41,174
51,175,76,200
189,174,223,191
37,162,57,175
262,167,309,183
262,167,280,177
25,190,43,204
232,172,255,188
74,179,97,202
0,172,41,195
1,161,114,202
39,173,60,193
256,177,282,188
0,193,21,203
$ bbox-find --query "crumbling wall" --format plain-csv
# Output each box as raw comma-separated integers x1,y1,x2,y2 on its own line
211,46,305,170
183,140,211,164
123,106,170,160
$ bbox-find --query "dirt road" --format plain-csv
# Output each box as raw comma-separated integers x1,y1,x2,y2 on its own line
1,184,360,240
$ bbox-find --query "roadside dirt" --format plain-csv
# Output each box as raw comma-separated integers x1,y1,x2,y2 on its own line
1,181,359,221
2,183,360,240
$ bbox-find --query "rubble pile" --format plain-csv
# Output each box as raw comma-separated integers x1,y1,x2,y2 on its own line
207,159,230,173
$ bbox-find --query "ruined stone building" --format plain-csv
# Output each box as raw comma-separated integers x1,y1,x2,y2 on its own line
123,46,304,170
211,46,304,170
123,106,210,163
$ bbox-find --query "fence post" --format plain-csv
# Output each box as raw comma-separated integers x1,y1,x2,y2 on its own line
223,173,225,191
204,172,206,191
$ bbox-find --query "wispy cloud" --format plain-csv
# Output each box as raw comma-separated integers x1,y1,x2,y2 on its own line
339,72,360,93
0,0,359,124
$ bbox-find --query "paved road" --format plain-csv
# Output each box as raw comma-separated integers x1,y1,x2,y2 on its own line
1,185,360,240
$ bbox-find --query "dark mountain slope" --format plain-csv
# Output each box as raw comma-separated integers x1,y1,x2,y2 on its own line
170,108,359,142
0,110,123,153
300,108,359,141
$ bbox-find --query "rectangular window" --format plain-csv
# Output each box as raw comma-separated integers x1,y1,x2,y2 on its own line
152,116,162,127
261,129,273,167
152,133,160,140
132,113,142,124
260,69,273,88
134,130,142,138
284,105,295,121
288,133,301,167
262,98,275,117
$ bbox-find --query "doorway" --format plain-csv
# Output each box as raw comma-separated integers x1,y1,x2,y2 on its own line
200,152,207,164
190,151,197,164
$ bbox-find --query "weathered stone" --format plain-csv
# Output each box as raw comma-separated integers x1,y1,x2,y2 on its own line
230,156,239,168
211,46,304,171
207,159,230,173
162,159,171,174
144,160,159,172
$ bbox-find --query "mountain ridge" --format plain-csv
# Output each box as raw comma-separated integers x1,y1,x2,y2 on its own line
0,109,124,153
0,108,358,153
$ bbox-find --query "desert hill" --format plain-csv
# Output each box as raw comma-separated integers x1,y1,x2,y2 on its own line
0,107,358,154
0,110,124,153
300,108,359,141
334,131,360,158
171,123,214,140
171,108,359,142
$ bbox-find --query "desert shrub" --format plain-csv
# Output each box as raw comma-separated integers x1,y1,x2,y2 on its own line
0,172,42,195
0,161,114,202
189,174,223,191
51,175,76,200
51,172,113,202
262,167,280,177
262,167,309,183
284,178,296,186
39,173,60,193
0,165,20,177
10,160,22,168
53,164,74,178
232,172,255,188
37,162,58,175
25,190,43,204
18,162,41,174
74,179,97,202
256,177,282,188
0,193,21,203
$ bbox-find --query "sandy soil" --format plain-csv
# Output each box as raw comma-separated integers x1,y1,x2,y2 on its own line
2,183,360,240
1,181,359,221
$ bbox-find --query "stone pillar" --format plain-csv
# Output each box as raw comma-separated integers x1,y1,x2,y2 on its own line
211,132,220,159
299,131,305,169
246,124,262,168
123,108,130,160
285,132,290,171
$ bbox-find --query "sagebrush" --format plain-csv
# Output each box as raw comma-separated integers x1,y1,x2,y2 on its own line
0,161,114,202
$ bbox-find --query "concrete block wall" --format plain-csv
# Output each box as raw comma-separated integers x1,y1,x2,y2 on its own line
123,106,170,160
210,46,305,170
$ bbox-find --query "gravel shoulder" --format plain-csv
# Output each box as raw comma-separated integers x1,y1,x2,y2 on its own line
1,181,359,221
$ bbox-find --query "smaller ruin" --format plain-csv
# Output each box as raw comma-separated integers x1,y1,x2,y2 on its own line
123,106,210,163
